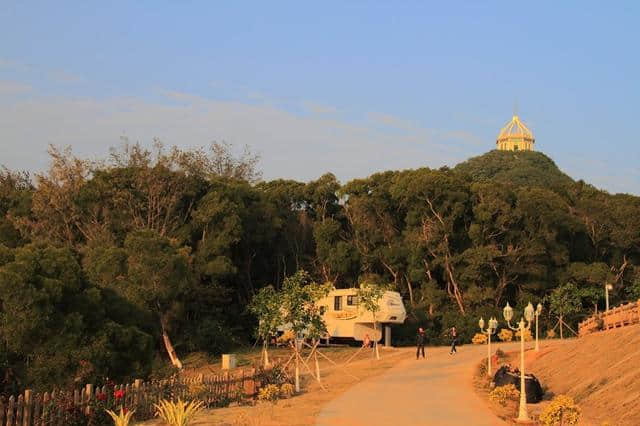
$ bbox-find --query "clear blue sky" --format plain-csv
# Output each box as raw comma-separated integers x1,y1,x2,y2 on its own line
1,1,638,194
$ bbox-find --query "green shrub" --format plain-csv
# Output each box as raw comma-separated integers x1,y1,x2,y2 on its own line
256,364,289,387
539,395,580,426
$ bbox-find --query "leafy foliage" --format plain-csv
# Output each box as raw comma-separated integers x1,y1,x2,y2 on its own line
1,144,639,390
105,408,135,426
280,270,331,339
257,384,281,402
248,285,282,342
539,395,581,425
497,329,513,342
488,384,520,406
472,333,488,344
279,383,295,398
154,398,204,426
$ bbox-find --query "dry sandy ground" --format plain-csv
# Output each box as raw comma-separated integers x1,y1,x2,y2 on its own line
317,343,509,426
141,345,410,426
141,327,640,425
527,325,640,426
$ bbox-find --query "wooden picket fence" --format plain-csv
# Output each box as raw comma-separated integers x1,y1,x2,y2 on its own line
578,298,640,336
0,368,263,426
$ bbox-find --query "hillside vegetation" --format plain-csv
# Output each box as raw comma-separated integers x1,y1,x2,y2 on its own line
453,150,574,191
0,144,638,392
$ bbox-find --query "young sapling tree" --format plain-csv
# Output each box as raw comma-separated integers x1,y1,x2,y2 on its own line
357,282,386,360
248,285,283,368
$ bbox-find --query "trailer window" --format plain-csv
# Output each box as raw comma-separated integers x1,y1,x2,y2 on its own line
347,295,358,306
334,296,342,311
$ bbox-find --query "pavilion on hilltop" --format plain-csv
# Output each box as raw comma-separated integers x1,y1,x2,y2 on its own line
496,114,535,151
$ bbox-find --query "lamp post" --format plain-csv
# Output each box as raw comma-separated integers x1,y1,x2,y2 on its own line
605,283,613,312
534,303,542,352
479,316,498,376
503,301,535,423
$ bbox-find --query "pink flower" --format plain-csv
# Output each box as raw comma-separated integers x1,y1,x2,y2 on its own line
114,389,125,399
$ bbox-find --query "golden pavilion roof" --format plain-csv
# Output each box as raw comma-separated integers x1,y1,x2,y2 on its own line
496,114,535,143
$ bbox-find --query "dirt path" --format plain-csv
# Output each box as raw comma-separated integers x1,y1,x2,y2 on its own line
317,343,521,426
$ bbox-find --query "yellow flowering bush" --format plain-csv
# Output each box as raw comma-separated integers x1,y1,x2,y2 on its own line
488,384,520,406
277,330,295,345
279,383,295,398
472,333,488,344
546,329,556,339
539,395,581,425
515,328,533,341
258,384,281,402
498,328,513,342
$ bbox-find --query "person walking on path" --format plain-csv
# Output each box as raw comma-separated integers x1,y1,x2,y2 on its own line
363,333,372,348
449,326,458,355
416,327,426,359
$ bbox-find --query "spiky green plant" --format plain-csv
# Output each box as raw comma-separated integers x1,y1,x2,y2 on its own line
105,408,135,426
154,398,204,426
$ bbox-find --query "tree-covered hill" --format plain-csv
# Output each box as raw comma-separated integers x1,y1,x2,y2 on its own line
453,150,574,191
0,144,638,392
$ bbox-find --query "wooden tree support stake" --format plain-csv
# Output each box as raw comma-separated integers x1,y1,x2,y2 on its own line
302,341,359,380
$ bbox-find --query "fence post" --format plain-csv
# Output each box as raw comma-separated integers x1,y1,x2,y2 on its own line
84,384,93,416
134,379,142,408
23,389,32,426
0,397,6,426
42,392,50,426
7,395,15,425
16,394,24,425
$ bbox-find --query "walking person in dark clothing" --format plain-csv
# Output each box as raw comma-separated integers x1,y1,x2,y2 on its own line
416,327,426,359
449,326,458,354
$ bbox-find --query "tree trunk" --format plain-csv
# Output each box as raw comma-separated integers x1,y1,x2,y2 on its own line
294,339,300,392
560,315,564,340
443,252,465,314
374,322,380,360
314,351,321,384
263,340,270,368
161,319,182,369
404,274,415,307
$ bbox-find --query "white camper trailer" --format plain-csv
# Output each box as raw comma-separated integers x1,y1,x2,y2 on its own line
318,288,406,343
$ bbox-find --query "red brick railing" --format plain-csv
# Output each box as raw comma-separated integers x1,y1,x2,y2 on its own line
578,299,640,336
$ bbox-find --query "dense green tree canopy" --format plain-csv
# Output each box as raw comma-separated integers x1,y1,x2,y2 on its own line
0,146,638,391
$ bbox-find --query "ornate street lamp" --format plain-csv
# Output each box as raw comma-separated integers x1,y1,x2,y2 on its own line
502,301,535,423
479,316,498,376
605,283,613,312
535,303,543,352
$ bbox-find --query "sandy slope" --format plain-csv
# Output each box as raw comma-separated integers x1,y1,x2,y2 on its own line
528,325,640,425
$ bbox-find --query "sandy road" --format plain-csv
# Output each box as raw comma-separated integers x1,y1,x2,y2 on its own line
316,343,522,426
